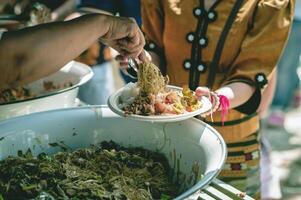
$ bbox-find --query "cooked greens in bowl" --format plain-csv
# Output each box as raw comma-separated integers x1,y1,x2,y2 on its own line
0,106,226,200
0,141,178,200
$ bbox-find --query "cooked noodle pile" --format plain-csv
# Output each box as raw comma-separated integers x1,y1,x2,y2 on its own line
137,62,168,95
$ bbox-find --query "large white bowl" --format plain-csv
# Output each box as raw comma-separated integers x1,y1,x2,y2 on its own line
0,106,227,200
0,61,93,121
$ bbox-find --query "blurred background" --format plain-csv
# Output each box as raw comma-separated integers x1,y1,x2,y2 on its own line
0,1,301,199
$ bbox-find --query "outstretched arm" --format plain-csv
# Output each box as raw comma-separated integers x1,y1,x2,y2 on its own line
0,14,144,89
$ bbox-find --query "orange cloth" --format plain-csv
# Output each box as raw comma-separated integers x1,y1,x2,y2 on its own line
142,0,294,142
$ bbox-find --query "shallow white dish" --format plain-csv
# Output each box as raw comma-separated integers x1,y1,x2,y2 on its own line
0,61,93,121
0,106,227,200
108,85,212,123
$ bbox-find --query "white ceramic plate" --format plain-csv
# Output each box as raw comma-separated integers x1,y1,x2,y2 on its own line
108,85,212,122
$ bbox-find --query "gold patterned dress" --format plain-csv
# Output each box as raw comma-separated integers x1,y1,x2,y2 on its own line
141,0,294,198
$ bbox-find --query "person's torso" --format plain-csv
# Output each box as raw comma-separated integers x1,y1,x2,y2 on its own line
161,0,257,90
161,0,260,141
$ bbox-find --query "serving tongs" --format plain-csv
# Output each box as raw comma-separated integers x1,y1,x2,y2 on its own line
121,58,138,79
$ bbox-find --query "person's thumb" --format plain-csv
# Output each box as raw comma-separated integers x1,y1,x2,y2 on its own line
139,50,153,63
195,87,210,97
115,55,129,69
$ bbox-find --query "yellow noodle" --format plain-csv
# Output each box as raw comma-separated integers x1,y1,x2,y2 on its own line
137,62,168,94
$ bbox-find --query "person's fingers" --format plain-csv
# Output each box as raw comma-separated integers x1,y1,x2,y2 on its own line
117,39,138,49
122,45,143,58
115,55,134,69
125,22,140,47
123,50,142,58
138,50,152,63
120,64,130,70
138,51,147,62
118,32,144,57
115,54,127,62
195,87,210,97
109,43,129,57
119,39,144,57
117,61,129,69
138,27,146,47
105,31,144,58
122,20,145,55
130,32,145,57
113,55,128,69
102,16,145,59
119,60,130,69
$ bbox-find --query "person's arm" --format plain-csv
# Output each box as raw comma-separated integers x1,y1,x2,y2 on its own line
257,68,277,117
0,14,144,89
213,1,294,115
215,82,255,109
210,68,275,115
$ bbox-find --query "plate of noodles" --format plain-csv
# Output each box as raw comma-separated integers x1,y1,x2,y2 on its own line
108,62,212,122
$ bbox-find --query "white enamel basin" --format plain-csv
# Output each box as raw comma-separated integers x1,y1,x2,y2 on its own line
0,106,227,199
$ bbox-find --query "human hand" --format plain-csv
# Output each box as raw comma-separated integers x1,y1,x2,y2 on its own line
115,50,151,79
195,87,220,117
116,50,151,67
100,16,145,58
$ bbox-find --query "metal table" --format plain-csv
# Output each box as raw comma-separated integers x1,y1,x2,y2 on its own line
187,179,254,200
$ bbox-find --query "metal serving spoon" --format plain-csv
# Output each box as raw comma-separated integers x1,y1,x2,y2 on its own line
121,58,138,79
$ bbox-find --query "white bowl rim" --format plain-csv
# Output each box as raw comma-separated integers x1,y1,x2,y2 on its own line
0,61,93,106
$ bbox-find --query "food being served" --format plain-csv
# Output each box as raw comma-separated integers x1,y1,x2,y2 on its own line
120,62,202,116
0,141,177,200
0,81,73,104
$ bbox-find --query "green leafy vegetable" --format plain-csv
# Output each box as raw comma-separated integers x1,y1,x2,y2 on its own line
0,141,177,200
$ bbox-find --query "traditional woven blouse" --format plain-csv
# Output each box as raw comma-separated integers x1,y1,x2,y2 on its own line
141,0,294,142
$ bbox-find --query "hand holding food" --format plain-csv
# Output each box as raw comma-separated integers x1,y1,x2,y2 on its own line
195,87,220,117
116,50,151,64
195,87,230,125
0,14,146,89
100,17,145,58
